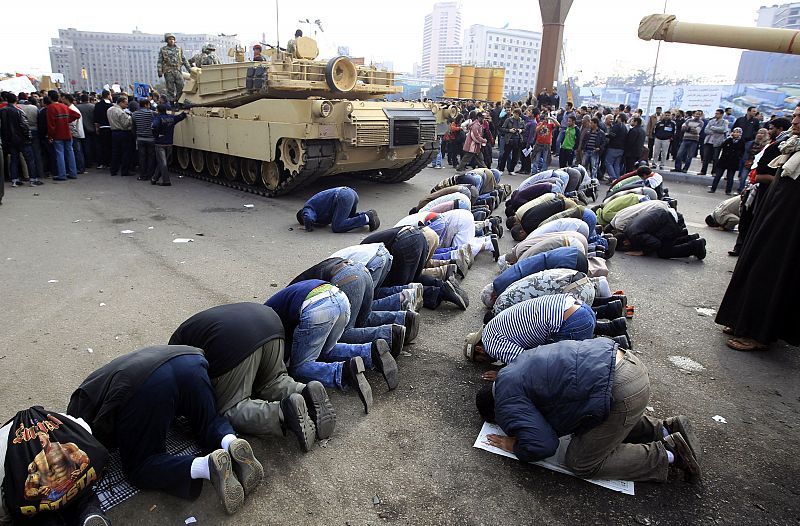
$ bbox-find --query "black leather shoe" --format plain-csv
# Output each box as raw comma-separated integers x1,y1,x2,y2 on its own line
490,234,500,261
593,299,623,320
371,339,398,390
404,310,420,344
366,209,380,231
594,317,628,337
341,356,373,414
390,324,406,358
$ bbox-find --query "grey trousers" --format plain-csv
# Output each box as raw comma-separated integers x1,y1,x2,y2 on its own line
211,339,304,436
565,350,670,482
153,145,171,184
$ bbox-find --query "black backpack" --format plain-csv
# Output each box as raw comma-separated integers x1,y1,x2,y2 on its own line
2,407,108,521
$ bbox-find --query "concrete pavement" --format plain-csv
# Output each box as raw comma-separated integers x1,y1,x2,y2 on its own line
0,167,797,525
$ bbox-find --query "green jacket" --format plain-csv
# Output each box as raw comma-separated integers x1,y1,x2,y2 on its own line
561,126,577,151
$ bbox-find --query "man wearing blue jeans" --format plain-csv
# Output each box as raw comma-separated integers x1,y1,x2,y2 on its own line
290,257,420,351
673,111,704,173
297,186,380,233
266,280,399,414
462,294,596,367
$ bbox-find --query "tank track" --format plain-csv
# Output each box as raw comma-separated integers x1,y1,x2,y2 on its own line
362,142,439,184
171,139,337,197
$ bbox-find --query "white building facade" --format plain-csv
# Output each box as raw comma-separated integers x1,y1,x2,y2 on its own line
421,2,463,84
461,24,542,96
50,28,239,91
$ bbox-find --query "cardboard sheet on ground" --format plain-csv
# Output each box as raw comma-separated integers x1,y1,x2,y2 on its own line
473,422,635,495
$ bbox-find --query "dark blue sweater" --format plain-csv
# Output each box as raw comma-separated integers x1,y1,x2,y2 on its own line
265,279,327,336
301,187,355,225
494,338,616,462
152,112,187,145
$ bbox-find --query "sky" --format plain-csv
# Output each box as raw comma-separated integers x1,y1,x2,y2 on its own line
0,0,768,83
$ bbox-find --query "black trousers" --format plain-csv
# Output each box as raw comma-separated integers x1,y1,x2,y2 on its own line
383,229,428,287
700,144,720,174
559,148,575,168
137,139,156,178
110,130,132,176
98,128,112,166
498,143,520,172
116,354,235,500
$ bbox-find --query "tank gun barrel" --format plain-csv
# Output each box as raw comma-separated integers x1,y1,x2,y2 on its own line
638,14,800,55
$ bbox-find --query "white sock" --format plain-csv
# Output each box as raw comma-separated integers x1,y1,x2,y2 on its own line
190,455,211,480
221,434,237,452
595,277,612,298
666,450,675,464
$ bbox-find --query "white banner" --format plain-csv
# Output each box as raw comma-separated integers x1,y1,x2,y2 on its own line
639,85,722,115
0,76,36,94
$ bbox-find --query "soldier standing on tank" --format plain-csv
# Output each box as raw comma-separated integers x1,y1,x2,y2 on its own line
157,33,190,104
286,29,302,56
252,44,267,62
204,43,220,65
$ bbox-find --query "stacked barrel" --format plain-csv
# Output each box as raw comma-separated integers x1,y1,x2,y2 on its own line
458,65,475,99
443,64,461,98
442,64,505,101
473,67,491,100
488,68,505,102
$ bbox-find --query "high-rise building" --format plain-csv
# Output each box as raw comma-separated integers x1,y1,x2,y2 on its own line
462,25,542,96
49,28,240,91
736,3,800,84
421,2,463,84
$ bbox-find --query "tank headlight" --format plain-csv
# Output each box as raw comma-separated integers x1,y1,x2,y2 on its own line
320,100,333,117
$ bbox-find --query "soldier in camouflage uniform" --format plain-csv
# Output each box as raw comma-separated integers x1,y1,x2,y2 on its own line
190,44,221,67
157,33,190,104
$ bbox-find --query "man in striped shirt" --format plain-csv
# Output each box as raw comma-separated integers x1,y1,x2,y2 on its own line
132,99,156,180
464,294,596,366
581,118,605,180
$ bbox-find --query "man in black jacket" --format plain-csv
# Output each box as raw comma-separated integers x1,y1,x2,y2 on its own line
92,90,113,169
604,113,628,181
618,207,706,260
68,345,263,515
624,116,646,173
361,226,470,310
0,93,42,187
169,302,336,453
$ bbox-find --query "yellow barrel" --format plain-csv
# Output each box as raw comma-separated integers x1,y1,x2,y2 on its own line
488,67,505,102
459,65,475,98
443,64,461,98
473,67,491,100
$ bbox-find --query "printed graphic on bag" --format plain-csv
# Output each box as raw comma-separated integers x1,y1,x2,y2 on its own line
3,408,107,519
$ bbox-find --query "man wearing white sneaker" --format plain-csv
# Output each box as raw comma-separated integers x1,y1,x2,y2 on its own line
68,345,263,515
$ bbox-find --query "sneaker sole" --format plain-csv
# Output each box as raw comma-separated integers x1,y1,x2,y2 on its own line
209,450,245,515
666,434,702,481
303,381,337,440
82,515,110,526
229,439,264,496
443,281,467,310
283,395,316,452
673,416,701,463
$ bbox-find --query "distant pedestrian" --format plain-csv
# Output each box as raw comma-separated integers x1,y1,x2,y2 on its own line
107,96,133,176
45,89,81,181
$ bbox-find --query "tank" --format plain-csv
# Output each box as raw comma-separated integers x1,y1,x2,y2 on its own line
171,37,439,197
638,14,800,54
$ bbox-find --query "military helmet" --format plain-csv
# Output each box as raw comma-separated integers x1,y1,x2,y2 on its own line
164,33,175,42
206,43,216,51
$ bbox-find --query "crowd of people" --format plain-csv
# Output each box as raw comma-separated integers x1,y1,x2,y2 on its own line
0,86,182,204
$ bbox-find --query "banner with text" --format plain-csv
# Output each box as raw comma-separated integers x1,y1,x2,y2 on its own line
638,85,722,115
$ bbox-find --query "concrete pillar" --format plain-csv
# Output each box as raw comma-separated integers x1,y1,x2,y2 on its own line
536,0,573,94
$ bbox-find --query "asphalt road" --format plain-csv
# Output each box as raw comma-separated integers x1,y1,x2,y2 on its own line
1,165,798,526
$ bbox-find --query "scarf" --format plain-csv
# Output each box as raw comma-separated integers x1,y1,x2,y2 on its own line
767,134,800,179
